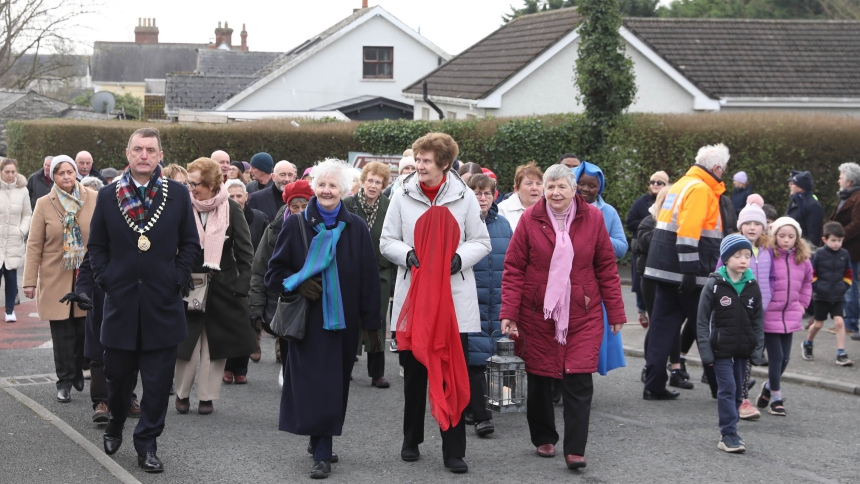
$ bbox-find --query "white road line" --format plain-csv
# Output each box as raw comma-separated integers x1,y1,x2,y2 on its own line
36,340,53,349
2,386,142,484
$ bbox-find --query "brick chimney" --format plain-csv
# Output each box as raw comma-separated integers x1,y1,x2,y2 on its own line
214,21,233,48
354,1,368,12
134,18,159,44
240,24,248,51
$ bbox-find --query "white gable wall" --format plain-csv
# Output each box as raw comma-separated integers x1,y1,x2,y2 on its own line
229,16,442,111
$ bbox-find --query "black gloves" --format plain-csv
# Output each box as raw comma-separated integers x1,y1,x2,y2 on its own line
60,292,93,311
450,254,462,275
678,273,698,295
406,250,420,271
298,276,323,301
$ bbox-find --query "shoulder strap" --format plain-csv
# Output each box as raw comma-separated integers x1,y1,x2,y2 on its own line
297,212,310,258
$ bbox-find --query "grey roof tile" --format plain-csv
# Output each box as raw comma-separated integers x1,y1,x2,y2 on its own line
164,73,255,111
196,50,280,76
92,42,205,83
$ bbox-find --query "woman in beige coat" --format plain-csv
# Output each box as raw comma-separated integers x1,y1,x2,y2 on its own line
0,159,32,322
24,155,96,403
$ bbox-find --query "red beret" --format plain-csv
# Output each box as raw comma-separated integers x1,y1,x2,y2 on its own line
481,167,497,180
282,180,314,205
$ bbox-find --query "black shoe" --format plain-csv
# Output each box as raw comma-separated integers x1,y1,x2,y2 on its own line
401,446,420,462
103,422,123,455
310,460,331,479
57,387,71,403
801,341,814,360
551,385,562,405
464,409,475,425
306,444,338,463
475,420,494,437
643,389,680,400
669,370,694,390
640,367,646,383
678,359,689,380
700,372,709,384
747,378,756,391
137,452,164,473
851,333,860,341
755,382,771,408
444,457,468,473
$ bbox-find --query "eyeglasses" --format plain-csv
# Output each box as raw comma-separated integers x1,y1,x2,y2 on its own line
649,180,666,186
473,191,494,199
186,181,202,189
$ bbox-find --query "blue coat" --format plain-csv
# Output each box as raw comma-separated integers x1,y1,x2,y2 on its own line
467,205,512,367
264,198,381,436
594,195,628,258
87,179,201,351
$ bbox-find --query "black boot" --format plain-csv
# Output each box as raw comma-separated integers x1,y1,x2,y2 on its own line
669,370,694,390
678,358,689,380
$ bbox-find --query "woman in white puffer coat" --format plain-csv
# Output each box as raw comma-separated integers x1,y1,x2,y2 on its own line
0,159,32,322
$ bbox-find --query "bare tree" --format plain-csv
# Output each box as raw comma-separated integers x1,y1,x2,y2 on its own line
0,0,93,91
819,0,860,20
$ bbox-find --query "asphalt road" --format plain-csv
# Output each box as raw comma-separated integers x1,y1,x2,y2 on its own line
2,330,859,484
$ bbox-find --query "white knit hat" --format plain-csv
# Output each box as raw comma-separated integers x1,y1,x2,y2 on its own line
49,155,77,181
769,216,802,238
398,156,416,174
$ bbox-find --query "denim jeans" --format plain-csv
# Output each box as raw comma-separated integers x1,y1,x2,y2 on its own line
843,260,860,332
0,265,17,314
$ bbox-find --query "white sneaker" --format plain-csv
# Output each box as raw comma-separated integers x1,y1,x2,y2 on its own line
389,339,398,352
5,311,16,322
83,370,91,380
278,368,284,388
399,365,404,378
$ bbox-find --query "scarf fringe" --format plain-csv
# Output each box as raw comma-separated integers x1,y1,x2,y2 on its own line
203,262,221,270
545,306,569,346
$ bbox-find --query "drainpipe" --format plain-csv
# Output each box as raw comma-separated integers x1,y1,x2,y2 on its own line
423,80,444,120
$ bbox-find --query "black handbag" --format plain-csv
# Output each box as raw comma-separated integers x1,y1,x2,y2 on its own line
270,214,310,341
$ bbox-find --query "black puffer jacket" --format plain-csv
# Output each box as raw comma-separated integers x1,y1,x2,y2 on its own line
696,272,764,365
633,214,656,276
812,246,852,303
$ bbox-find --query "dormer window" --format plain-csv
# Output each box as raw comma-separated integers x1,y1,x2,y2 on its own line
363,46,393,79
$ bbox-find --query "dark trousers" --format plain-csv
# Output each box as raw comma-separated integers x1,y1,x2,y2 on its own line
527,372,593,456
400,333,468,459
467,365,492,423
224,356,249,376
641,278,681,365
764,333,793,392
644,282,715,392
713,358,745,435
367,351,385,379
90,360,138,410
0,265,17,313
104,345,177,454
680,317,697,354
309,435,333,461
49,318,85,390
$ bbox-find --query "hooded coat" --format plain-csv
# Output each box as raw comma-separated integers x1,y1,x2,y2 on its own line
786,171,824,246
572,161,628,258
0,173,31,269
499,195,625,376
380,170,491,333
764,247,813,333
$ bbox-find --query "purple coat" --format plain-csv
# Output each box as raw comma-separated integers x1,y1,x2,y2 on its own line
764,247,813,334
716,246,773,311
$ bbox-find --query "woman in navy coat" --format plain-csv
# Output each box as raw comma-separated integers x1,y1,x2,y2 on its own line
265,159,380,480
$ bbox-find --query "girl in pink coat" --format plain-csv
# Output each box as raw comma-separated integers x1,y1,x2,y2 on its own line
756,217,812,417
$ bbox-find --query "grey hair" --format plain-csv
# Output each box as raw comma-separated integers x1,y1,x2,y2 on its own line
44,156,53,162
311,158,352,196
839,162,860,187
543,164,577,188
695,143,730,171
80,176,104,191
225,179,246,193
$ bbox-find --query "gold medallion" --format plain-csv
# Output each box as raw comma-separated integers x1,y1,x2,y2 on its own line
138,234,151,251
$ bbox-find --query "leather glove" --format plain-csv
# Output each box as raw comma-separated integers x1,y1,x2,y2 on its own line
60,292,93,311
298,276,323,301
181,279,192,298
678,272,698,295
450,253,462,275
406,250,420,271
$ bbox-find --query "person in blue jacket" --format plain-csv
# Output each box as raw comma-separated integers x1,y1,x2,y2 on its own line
465,174,513,437
573,161,627,375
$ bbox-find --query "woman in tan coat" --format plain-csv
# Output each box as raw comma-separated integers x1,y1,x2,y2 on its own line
24,155,96,404
0,159,32,322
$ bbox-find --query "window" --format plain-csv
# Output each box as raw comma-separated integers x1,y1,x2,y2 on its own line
466,113,477,120
421,107,430,121
447,111,457,120
363,47,393,79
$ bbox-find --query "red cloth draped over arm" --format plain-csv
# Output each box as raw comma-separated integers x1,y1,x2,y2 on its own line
396,206,470,431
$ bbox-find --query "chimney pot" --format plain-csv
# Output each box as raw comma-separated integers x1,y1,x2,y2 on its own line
225,21,228,28
362,0,368,8
153,18,156,27
218,21,221,28
134,17,159,44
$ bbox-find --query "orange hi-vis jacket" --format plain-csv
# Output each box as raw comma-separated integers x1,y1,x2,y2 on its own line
644,165,725,286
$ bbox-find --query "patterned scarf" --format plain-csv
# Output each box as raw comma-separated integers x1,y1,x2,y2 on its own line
357,188,380,229
52,182,85,270
116,165,163,229
543,198,577,345
282,211,347,331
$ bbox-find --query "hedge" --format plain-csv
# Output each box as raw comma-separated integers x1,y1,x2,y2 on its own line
9,112,860,235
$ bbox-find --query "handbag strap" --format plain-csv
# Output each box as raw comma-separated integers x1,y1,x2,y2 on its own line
297,212,310,258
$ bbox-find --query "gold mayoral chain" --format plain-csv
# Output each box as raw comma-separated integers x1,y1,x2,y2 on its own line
115,177,169,252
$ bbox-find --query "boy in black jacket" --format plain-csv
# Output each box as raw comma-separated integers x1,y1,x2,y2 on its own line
802,222,854,366
697,234,764,453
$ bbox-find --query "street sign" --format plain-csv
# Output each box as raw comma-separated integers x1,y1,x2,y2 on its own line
348,152,402,178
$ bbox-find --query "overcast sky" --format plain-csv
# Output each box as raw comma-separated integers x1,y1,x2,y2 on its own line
74,0,676,56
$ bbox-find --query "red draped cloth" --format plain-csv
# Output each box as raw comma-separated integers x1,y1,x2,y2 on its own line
396,206,470,431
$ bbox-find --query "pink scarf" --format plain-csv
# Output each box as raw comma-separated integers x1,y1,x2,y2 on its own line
190,185,230,270
543,198,576,345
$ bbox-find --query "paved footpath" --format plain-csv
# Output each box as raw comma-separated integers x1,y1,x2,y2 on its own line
1,287,859,483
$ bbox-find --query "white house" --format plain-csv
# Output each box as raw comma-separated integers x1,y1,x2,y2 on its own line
405,8,860,119
214,5,450,116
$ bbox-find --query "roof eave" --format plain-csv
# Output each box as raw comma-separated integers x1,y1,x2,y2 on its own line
720,97,860,108
403,92,478,107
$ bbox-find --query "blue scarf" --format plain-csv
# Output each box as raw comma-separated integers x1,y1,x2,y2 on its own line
282,209,347,331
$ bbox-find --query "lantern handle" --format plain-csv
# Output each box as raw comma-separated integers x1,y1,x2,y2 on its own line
489,329,526,357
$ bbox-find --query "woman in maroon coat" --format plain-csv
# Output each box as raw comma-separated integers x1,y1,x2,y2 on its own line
500,164,625,470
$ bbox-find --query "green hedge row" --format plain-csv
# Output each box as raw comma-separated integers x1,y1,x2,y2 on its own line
9,112,860,235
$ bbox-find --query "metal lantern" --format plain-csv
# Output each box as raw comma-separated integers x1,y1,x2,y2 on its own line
485,336,527,413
